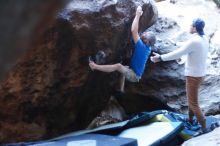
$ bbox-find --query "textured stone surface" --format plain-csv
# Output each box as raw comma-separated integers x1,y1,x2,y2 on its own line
146,0,220,115
1,0,219,144
0,0,69,82
0,0,158,143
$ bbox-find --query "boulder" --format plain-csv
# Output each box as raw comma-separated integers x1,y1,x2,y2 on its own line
0,0,158,143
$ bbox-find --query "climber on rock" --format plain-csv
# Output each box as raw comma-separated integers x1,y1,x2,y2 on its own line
89,5,156,93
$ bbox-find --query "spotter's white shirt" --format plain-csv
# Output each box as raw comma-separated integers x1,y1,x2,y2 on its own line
161,34,209,77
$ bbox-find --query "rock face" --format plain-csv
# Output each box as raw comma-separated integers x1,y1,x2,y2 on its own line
1,0,219,144
145,0,220,144
0,0,158,143
59,0,158,62
0,0,69,82
148,0,220,116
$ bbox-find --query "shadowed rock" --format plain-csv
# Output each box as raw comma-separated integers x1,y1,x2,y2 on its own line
0,0,158,143
87,96,126,129
0,0,70,82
